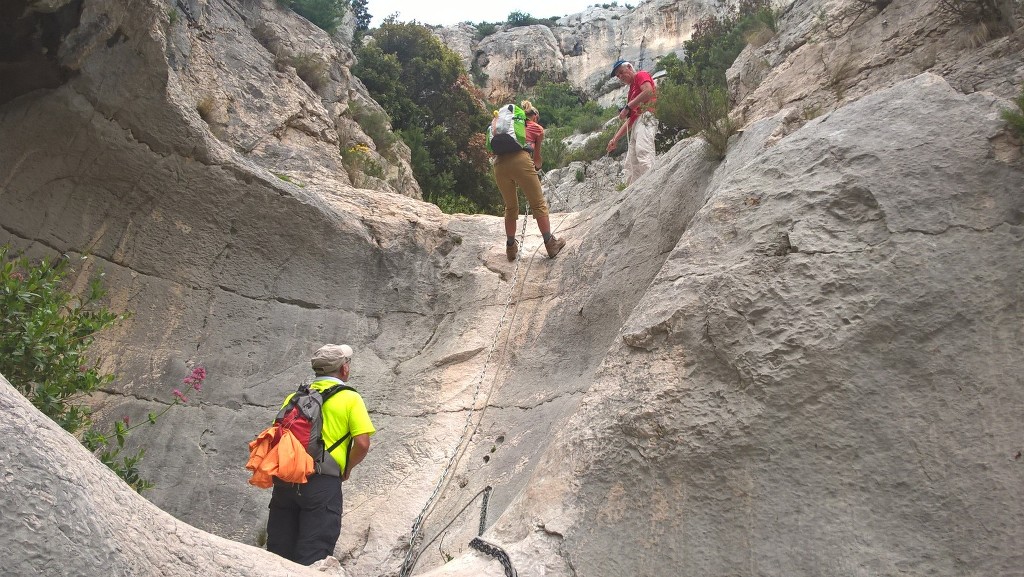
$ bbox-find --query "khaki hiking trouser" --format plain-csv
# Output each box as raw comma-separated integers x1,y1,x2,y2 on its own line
626,111,657,185
493,150,550,220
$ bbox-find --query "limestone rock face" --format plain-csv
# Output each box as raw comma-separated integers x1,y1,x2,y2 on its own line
0,374,343,577
728,0,1024,127
1,0,1023,576
543,157,625,213
476,24,566,99
477,73,1024,577
447,0,725,100
0,0,419,199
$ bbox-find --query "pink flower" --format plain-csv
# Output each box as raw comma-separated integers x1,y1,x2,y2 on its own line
10,271,24,281
172,389,189,403
183,366,207,391
122,415,130,426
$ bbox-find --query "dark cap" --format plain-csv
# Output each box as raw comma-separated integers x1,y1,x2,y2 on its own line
610,60,629,77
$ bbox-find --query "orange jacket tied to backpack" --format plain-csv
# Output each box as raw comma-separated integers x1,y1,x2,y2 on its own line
246,424,314,488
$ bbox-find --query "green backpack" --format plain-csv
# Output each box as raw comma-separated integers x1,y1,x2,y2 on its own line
487,104,530,154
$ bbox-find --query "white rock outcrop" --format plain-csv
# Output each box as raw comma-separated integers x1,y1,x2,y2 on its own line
442,0,726,100
0,374,344,577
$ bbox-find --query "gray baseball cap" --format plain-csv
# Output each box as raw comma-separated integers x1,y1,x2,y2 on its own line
311,344,353,375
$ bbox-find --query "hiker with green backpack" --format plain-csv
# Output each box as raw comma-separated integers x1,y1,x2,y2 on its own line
260,344,375,566
487,101,566,261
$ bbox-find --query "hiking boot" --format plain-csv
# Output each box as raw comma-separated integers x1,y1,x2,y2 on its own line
544,236,566,258
506,240,518,261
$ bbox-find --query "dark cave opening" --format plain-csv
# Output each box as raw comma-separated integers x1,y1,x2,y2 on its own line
0,0,83,107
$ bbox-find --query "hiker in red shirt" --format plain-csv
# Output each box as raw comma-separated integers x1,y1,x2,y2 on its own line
606,60,658,185
522,99,545,172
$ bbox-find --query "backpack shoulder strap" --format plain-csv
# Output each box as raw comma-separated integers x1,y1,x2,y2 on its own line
319,384,357,454
319,383,356,402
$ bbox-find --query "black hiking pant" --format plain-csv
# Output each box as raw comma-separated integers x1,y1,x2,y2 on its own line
266,474,343,565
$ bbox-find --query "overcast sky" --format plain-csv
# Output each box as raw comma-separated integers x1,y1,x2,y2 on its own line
368,0,600,27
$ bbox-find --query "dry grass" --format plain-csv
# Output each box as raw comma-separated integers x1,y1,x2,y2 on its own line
744,22,777,48
823,48,859,101
277,53,328,93
196,95,216,123
251,22,283,57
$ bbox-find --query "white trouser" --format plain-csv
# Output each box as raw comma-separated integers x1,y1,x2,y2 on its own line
626,111,657,185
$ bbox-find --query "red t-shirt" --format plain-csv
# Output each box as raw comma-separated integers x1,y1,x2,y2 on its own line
525,120,544,150
627,70,657,126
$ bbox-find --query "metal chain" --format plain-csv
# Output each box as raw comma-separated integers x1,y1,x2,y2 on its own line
398,211,530,577
478,486,492,537
469,537,518,577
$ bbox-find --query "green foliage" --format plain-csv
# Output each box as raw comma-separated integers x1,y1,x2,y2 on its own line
475,21,498,40
507,10,538,26
342,143,385,187
351,0,371,31
349,100,398,157
575,168,585,182
575,111,608,134
503,11,558,27
512,81,617,170
1002,84,1024,140
657,80,735,159
470,59,489,86
661,0,776,89
1,248,119,433
1,246,207,493
541,131,568,171
355,21,497,213
654,0,774,156
279,0,348,33
272,172,306,187
566,125,622,163
526,81,586,127
432,192,485,214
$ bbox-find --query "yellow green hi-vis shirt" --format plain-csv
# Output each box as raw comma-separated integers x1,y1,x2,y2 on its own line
282,378,376,474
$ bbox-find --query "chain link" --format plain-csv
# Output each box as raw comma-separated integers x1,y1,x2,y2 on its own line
469,537,518,577
478,485,492,536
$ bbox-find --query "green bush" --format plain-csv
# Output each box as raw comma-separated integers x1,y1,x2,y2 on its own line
576,111,608,134
507,10,539,27
432,192,485,214
657,82,735,159
475,21,498,40
1,248,119,434
566,125,622,163
278,0,348,33
342,143,385,187
541,132,568,171
1002,84,1024,139
512,81,618,170
653,0,775,156
349,100,398,157
470,59,489,86
355,20,495,212
1,246,206,493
